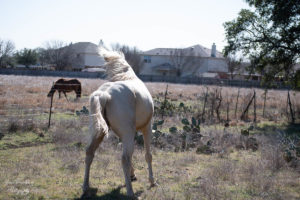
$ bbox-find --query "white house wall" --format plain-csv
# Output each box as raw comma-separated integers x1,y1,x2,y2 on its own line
141,55,172,75
207,58,228,72
180,58,206,76
198,59,209,73
83,53,105,67
141,54,228,76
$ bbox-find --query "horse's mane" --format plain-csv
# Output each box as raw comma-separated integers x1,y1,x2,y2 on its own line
99,47,137,82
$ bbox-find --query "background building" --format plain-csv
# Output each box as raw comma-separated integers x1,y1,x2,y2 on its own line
69,42,105,70
140,43,228,78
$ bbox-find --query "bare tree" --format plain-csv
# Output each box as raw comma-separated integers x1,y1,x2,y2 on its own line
169,48,202,77
42,40,76,70
0,39,15,68
226,54,242,79
111,43,143,75
35,47,48,66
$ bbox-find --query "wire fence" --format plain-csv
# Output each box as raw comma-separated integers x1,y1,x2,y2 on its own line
0,98,91,133
1,90,299,134
0,68,291,89
0,74,299,135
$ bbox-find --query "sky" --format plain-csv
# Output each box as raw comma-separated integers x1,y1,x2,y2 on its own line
0,0,250,52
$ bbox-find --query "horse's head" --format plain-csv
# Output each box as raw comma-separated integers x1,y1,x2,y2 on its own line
99,47,136,81
47,86,55,97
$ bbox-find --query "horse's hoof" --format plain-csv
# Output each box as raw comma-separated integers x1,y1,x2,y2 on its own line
131,175,137,182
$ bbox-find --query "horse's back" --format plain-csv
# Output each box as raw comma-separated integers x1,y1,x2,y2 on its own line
55,79,65,84
69,79,81,84
55,78,80,85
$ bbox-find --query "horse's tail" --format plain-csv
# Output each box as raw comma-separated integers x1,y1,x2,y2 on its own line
88,92,110,142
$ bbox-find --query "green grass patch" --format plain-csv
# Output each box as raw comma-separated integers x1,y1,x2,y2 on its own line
0,131,51,150
252,121,300,136
51,112,78,120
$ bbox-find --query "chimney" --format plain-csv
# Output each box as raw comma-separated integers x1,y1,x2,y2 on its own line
211,43,216,57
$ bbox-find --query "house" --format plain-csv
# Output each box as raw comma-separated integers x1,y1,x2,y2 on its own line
228,62,262,80
69,42,105,71
140,43,228,77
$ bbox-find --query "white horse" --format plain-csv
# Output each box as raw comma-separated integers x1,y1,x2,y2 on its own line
82,48,155,197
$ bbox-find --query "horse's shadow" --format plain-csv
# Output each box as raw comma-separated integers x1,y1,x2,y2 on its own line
75,185,143,200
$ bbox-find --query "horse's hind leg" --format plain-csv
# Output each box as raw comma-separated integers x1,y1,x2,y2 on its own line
120,132,135,196
142,123,155,186
82,132,105,193
83,94,108,195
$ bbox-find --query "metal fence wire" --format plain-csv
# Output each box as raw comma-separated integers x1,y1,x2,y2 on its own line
0,98,90,132
0,68,290,89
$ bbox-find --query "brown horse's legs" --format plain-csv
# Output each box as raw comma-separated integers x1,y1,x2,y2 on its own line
63,92,69,102
83,133,105,193
142,123,155,186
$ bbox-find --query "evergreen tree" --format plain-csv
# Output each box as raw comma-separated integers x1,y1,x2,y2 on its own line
16,48,38,68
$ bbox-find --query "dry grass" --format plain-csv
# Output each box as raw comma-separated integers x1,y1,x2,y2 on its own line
1,141,299,199
0,74,299,199
1,75,299,123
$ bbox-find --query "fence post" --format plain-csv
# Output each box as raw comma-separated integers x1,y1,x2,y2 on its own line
234,88,240,118
287,90,295,124
48,82,54,128
253,90,256,123
201,87,209,122
48,95,53,128
262,89,268,118
161,84,169,119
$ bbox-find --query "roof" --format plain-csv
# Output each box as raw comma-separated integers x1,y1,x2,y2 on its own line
70,42,100,54
142,44,223,58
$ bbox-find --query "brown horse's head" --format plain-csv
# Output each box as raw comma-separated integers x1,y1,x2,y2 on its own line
47,86,56,97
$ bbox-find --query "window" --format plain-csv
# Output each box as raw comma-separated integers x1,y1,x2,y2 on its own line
144,55,151,63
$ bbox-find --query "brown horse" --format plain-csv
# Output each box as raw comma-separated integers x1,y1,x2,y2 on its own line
47,78,81,101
